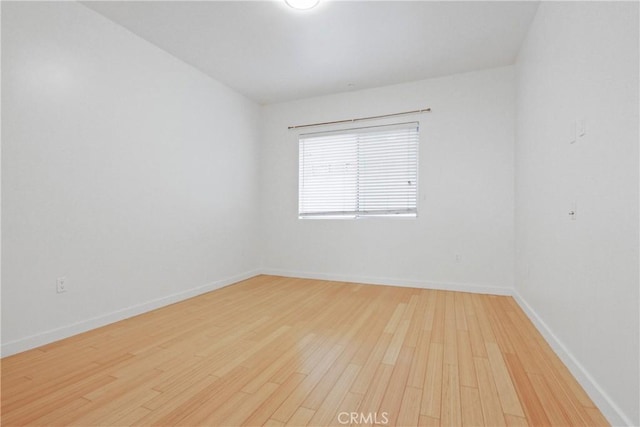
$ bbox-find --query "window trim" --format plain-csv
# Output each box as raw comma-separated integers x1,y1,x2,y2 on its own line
298,121,419,220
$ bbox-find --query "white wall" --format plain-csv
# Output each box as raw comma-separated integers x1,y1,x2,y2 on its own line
4,3,636,424
515,2,639,425
0,2,4,352
1,2,261,355
261,67,515,294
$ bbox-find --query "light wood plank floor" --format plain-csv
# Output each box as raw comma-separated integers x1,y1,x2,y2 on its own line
1,275,608,426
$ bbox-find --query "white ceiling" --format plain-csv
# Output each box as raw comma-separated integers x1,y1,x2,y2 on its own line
83,1,539,105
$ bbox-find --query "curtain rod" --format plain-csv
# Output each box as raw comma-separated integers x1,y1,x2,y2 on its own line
287,107,431,130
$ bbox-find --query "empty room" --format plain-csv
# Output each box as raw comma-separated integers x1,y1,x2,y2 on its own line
1,1,638,426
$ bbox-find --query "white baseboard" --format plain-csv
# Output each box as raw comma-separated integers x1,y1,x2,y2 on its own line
0,269,260,357
513,291,634,427
261,268,512,296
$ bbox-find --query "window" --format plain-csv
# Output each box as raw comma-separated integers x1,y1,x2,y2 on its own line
298,122,419,219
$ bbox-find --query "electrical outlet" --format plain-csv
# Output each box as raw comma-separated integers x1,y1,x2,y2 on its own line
455,254,462,263
56,277,67,293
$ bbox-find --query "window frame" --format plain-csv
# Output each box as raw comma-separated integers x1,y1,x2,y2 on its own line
298,121,419,220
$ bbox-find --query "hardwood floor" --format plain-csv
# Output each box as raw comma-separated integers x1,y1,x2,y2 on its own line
1,275,608,426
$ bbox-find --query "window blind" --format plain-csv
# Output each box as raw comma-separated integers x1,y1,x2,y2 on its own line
299,122,419,219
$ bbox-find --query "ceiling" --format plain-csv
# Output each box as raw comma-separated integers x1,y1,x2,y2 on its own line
83,1,539,105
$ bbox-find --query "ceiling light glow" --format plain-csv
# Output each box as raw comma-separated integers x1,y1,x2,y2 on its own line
285,0,320,10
